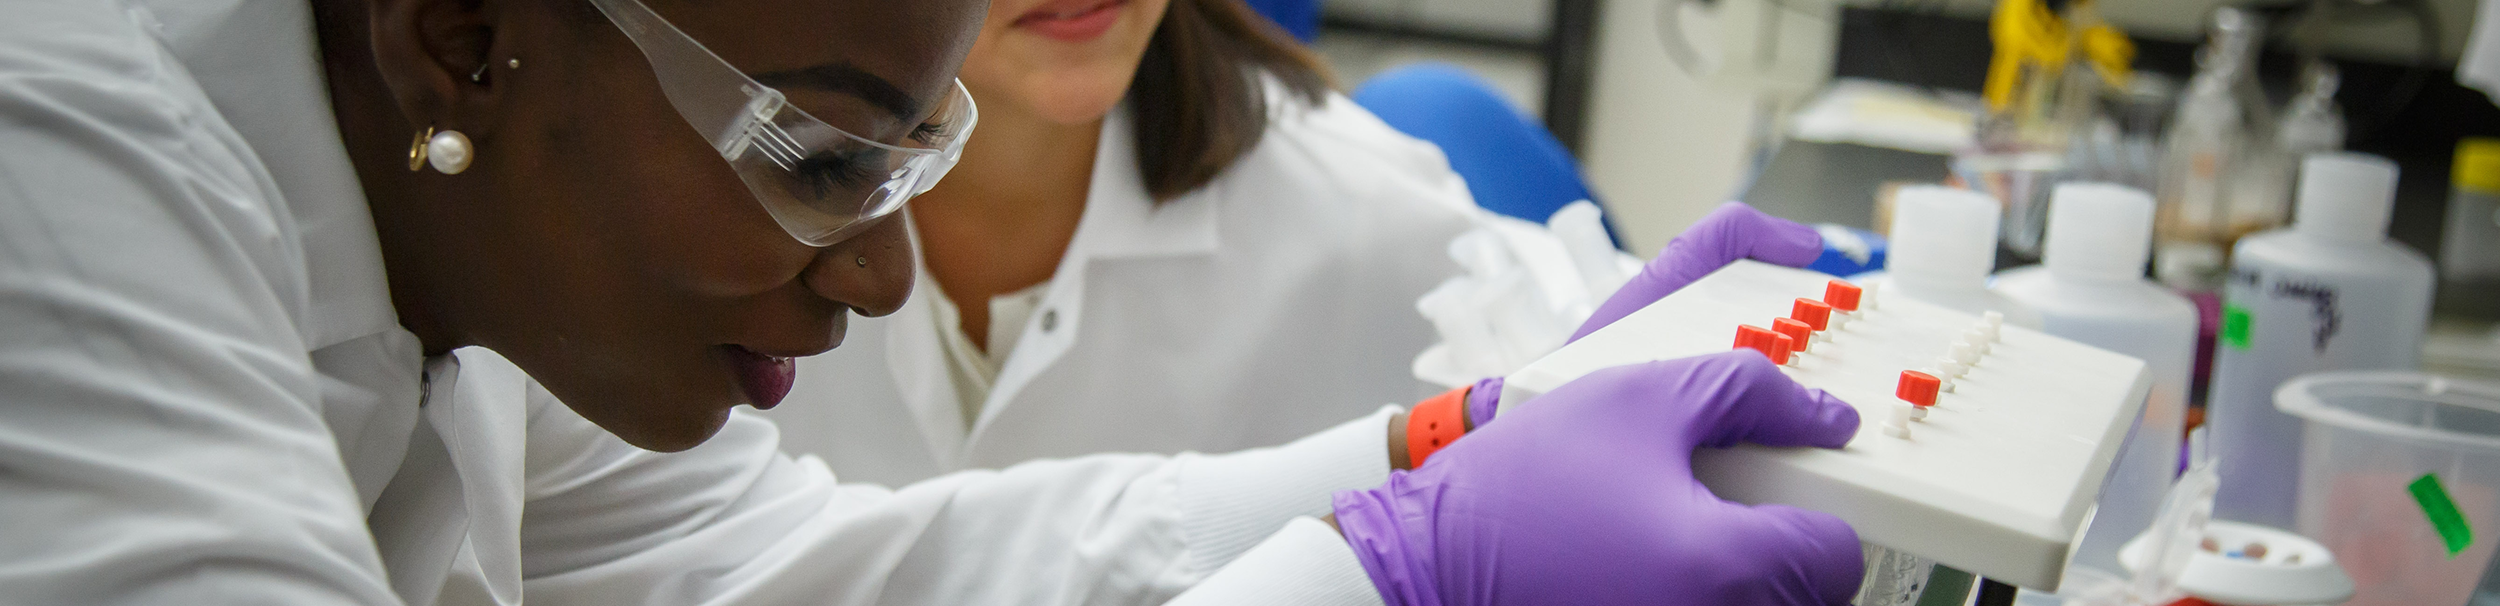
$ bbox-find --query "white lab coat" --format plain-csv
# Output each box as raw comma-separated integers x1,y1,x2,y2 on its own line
759,87,1480,487
0,1,1391,604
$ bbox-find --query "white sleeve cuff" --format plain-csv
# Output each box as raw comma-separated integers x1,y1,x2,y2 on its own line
1162,517,1387,606
1171,406,1397,576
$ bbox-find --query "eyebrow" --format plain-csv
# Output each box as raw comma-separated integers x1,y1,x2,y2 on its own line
750,63,926,122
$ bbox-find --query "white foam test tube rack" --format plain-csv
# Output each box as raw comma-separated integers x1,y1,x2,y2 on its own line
1500,261,2151,591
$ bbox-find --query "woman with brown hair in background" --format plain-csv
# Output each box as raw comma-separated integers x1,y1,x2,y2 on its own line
765,0,1487,486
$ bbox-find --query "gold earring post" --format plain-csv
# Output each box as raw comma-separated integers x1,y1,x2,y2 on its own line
407,125,435,172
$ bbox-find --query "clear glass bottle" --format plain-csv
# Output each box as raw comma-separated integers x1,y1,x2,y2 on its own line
2154,7,2270,292
2226,63,2345,245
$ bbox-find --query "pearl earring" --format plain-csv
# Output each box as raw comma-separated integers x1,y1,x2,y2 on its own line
425,129,473,174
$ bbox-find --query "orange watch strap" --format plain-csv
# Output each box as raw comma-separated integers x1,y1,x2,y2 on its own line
1407,385,1471,467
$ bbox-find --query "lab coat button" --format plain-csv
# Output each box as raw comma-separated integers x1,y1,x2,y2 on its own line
1041,309,1058,332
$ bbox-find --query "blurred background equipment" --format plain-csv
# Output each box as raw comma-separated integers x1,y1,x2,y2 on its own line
1351,63,1615,236
1296,0,2500,602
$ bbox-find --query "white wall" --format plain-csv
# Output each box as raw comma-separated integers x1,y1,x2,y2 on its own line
1579,0,1835,255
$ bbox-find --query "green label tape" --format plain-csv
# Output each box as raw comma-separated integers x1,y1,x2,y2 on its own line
2220,304,2252,351
2409,473,2476,558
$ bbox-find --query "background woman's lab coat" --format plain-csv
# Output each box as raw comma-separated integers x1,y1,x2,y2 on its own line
760,90,1481,487
0,1,1400,604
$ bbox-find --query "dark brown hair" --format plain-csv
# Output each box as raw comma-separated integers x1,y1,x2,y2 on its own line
1127,0,1335,201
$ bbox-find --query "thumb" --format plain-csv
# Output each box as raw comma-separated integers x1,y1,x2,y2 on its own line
1720,202,1826,268
1718,503,1865,606
1657,203,1824,286
1573,203,1821,342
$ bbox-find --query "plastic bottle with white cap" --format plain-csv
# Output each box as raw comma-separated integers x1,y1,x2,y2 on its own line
1876,185,2042,328
2207,152,2435,530
1994,182,2199,576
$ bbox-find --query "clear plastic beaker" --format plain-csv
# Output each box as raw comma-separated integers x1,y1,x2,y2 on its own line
2281,371,2500,606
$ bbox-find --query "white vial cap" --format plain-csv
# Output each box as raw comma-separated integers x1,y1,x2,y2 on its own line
2043,182,2156,281
1888,186,2003,292
1950,342,1980,365
1962,331,1992,353
2294,152,2400,242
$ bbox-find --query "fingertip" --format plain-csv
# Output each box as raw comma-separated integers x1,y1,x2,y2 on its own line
1802,388,1861,449
1755,215,1825,268
1721,368,1861,449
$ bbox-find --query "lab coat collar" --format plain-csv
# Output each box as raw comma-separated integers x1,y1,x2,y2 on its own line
368,351,529,606
142,0,401,350
889,104,1225,462
1069,104,1220,261
954,103,1228,451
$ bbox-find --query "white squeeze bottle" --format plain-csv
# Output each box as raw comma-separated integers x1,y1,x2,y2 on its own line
2207,152,2435,529
1994,182,2197,575
1880,185,2043,328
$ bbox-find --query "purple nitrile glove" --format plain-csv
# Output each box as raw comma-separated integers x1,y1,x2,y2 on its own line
1571,202,1823,343
1336,351,1864,606
1464,376,1503,428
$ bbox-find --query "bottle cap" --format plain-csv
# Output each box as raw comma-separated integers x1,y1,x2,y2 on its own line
2043,182,2156,282
1887,185,2002,292
2294,152,2399,242
2454,138,2500,194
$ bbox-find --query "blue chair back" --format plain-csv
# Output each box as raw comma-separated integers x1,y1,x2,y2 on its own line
1242,0,1320,43
1351,64,1613,243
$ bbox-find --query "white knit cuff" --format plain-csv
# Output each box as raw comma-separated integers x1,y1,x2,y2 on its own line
1161,517,1387,606
1172,406,1398,576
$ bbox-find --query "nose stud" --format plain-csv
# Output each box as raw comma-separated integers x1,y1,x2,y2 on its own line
854,256,869,268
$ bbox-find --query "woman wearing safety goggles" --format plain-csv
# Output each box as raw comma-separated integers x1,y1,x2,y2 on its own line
0,0,1864,604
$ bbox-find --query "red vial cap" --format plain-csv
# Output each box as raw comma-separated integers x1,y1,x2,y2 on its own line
1824,280,1863,312
1733,325,1779,361
1792,298,1834,331
1771,318,1814,353
1897,371,1941,407
1768,334,1795,365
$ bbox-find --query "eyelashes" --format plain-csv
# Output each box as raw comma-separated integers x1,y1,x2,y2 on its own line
791,149,885,199
910,121,950,146
782,121,952,199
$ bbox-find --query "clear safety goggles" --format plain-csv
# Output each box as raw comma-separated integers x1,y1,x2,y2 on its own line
588,0,977,246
